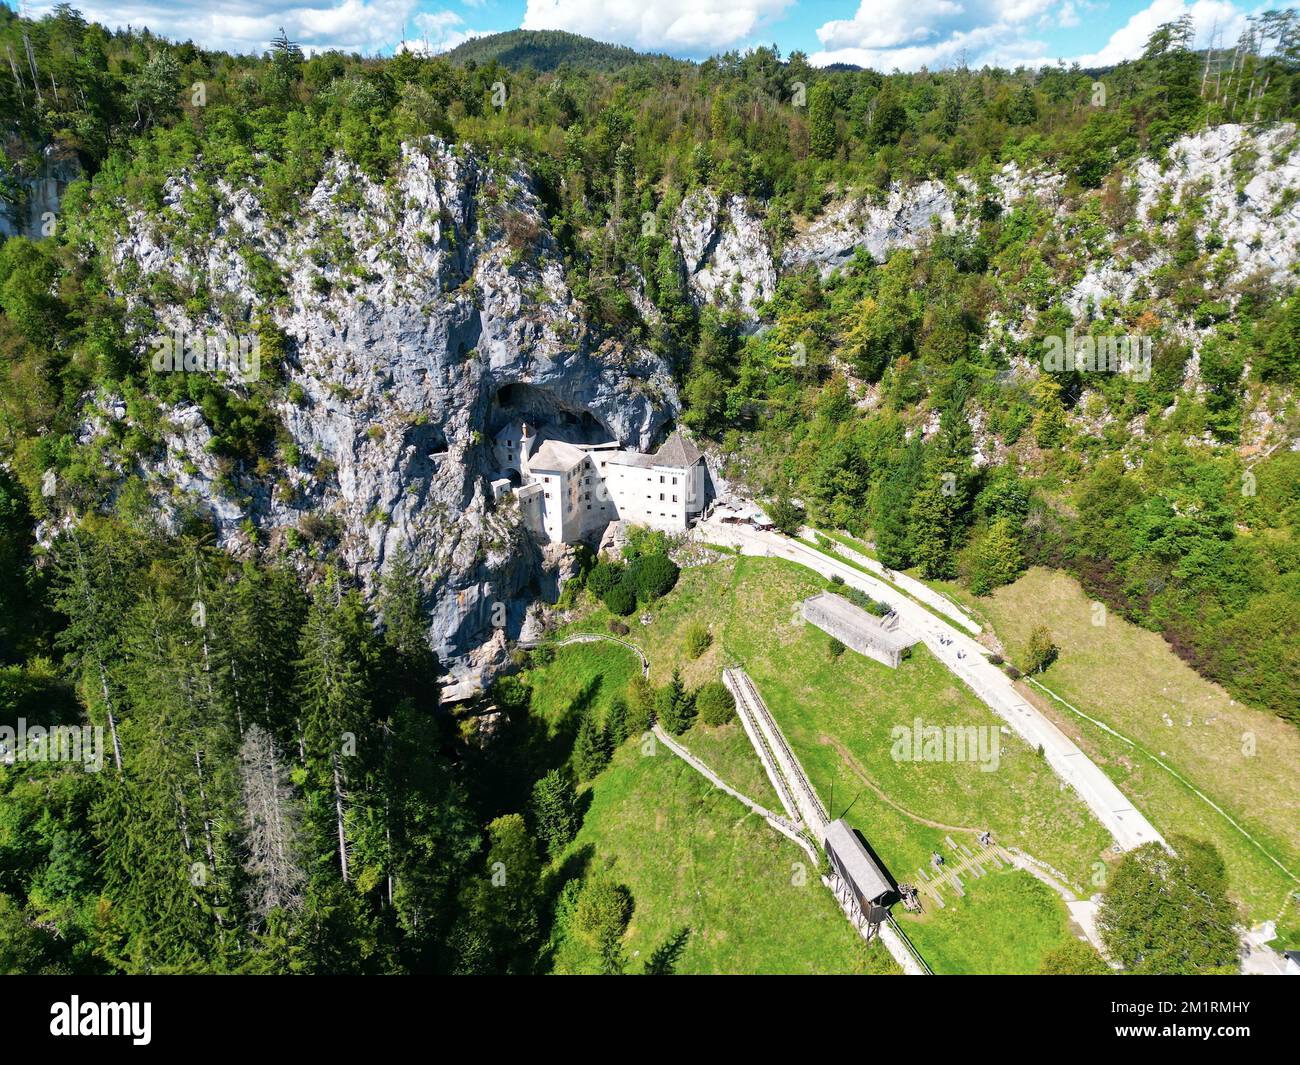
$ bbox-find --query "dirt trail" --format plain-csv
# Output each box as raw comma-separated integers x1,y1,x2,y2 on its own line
819,734,979,835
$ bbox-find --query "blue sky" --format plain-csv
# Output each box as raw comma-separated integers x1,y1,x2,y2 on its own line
12,0,1288,70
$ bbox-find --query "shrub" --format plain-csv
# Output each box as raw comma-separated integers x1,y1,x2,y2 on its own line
1097,838,1239,974
608,619,630,636
695,681,736,726
827,635,846,659
603,581,636,616
574,878,634,945
767,493,805,535
1038,940,1110,975
627,552,679,602
588,560,624,598
623,526,672,560
684,622,711,658
839,583,890,616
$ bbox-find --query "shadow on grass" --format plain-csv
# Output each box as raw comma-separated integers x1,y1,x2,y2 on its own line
461,674,606,827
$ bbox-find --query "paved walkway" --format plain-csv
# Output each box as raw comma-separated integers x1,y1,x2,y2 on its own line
696,519,1166,853
554,632,650,676
650,724,815,861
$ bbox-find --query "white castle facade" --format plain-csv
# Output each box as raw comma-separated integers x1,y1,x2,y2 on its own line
492,423,707,544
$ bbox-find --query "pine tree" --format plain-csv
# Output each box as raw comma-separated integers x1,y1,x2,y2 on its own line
908,449,968,580
458,814,543,974
967,517,1024,595
217,562,306,747
655,669,693,735
572,712,610,780
50,527,136,773
531,769,579,858
624,674,653,737
872,435,923,569
605,695,629,745
296,572,373,883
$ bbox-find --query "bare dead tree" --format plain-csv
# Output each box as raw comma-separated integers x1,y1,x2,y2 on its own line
21,31,41,108
239,724,306,919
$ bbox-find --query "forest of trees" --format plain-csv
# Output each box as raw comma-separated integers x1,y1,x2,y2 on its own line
1,6,1298,972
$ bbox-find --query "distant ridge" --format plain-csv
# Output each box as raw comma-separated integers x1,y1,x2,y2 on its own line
442,29,679,73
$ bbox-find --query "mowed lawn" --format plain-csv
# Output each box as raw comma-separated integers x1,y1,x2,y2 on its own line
550,744,898,974
677,720,783,813
528,640,641,732
522,638,895,974
564,556,1102,973
709,557,1106,886
945,567,1300,925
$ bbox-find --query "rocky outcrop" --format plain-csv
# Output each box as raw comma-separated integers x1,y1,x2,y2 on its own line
671,189,777,317
87,137,678,666
782,180,956,275
985,124,1300,319
0,143,82,240
664,179,957,313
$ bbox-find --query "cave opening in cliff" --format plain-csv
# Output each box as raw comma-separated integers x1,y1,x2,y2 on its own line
489,382,613,446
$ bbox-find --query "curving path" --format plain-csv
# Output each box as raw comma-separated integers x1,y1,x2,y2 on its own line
554,632,650,677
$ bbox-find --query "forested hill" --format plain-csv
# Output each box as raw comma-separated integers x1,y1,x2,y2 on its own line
442,29,672,72
0,5,1298,975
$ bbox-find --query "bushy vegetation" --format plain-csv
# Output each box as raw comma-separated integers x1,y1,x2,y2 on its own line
694,681,736,727
1097,838,1241,974
1,5,1299,975
587,535,680,616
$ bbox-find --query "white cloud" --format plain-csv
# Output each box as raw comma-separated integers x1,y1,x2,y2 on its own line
398,11,491,55
811,0,1059,70
20,0,434,56
1065,0,1249,67
521,0,793,54
810,0,1261,72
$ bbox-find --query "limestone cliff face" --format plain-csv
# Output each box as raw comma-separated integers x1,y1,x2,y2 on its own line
671,189,777,318
92,138,677,665
667,180,956,312
782,180,956,276
1065,123,1300,315
0,143,82,240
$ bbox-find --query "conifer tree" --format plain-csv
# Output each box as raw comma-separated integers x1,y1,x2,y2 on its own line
572,711,610,780
297,572,373,883
531,768,579,858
